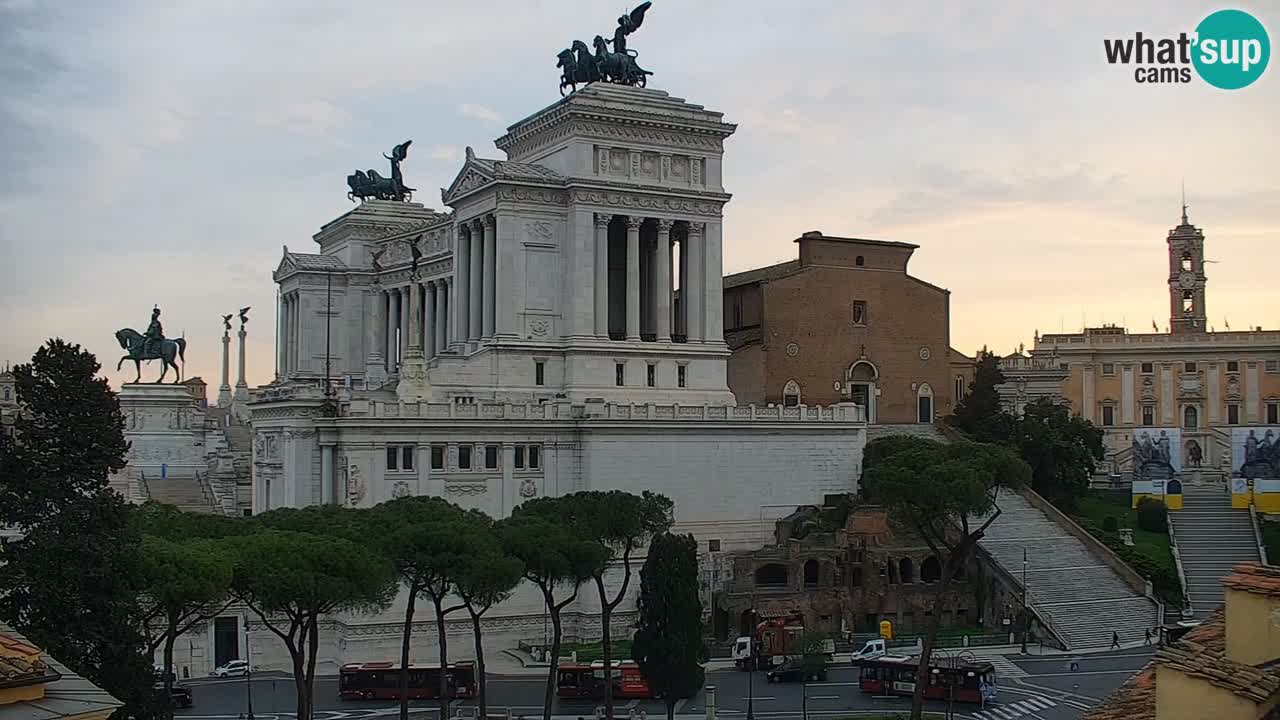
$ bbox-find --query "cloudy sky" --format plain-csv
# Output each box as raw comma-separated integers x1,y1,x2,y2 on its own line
1,0,1276,390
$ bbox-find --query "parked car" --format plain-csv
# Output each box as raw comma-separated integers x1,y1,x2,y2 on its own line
155,682,193,708
212,659,250,678
765,655,828,683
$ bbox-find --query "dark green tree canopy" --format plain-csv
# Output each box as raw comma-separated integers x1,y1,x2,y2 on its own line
632,532,705,718
949,348,1010,444
1005,397,1104,506
229,529,397,618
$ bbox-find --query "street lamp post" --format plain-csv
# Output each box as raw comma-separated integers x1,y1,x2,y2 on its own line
746,606,756,720
1020,548,1029,654
800,625,808,720
244,615,255,720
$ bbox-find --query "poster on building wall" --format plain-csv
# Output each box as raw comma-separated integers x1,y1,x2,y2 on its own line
1130,427,1182,480
1231,427,1280,480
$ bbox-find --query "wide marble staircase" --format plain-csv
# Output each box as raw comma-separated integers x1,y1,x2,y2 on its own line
143,472,218,514
1174,482,1262,617
979,491,1160,649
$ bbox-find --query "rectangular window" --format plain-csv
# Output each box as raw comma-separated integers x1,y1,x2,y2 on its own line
1059,363,1069,371
529,445,541,469
430,445,445,470
485,445,499,470
1184,361,1197,372
1227,360,1240,372
514,446,525,469
1267,359,1279,373
708,539,721,553
647,364,656,387
1102,405,1115,426
535,361,545,386
615,362,625,386
1228,404,1241,425
1268,402,1279,425
1142,405,1154,426
1101,363,1115,376
242,508,253,517
1141,362,1154,374
954,376,964,401
386,447,398,471
852,300,868,326
401,446,414,471
458,445,472,470
678,365,687,388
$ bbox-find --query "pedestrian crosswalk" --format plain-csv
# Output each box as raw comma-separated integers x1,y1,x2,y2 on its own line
967,695,1056,719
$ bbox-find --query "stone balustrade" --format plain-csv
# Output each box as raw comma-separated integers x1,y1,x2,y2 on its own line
349,399,866,423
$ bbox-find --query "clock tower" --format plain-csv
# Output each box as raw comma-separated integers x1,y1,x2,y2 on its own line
1167,203,1207,335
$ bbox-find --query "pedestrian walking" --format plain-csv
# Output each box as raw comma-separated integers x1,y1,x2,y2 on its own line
1144,628,1151,645
1111,631,1121,649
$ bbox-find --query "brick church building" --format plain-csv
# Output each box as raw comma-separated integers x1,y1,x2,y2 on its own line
723,231,972,424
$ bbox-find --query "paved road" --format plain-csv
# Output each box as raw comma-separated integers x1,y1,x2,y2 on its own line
175,650,1151,720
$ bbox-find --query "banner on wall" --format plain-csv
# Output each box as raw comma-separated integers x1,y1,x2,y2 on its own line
1231,427,1280,480
1130,427,1183,480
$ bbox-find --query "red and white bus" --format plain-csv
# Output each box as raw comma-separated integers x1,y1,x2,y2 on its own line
339,661,477,701
854,655,997,704
556,661,654,699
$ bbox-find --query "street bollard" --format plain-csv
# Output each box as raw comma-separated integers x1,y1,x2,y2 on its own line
705,685,717,720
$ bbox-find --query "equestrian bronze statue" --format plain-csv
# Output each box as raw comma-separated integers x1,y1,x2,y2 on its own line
347,140,415,202
557,2,653,95
115,306,187,383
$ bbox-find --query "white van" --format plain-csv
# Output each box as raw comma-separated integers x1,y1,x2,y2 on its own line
849,638,886,662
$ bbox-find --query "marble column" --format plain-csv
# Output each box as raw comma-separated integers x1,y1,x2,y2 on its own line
366,286,385,378
398,287,409,362
685,223,704,342
320,445,335,505
234,324,249,400
677,234,688,340
625,216,642,341
286,295,297,373
469,219,484,341
387,289,401,370
438,279,450,350
276,294,288,376
655,219,673,342
455,225,471,344
594,214,611,338
219,331,232,404
424,281,437,359
407,282,423,353
483,215,497,338
702,221,724,343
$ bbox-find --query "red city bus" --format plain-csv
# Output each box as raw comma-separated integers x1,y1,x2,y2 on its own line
556,661,654,699
339,661,478,701
854,655,997,704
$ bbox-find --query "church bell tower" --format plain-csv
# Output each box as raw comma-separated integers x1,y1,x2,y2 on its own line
1167,202,1207,335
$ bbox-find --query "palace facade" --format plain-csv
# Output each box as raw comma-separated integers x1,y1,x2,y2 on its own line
1003,210,1280,508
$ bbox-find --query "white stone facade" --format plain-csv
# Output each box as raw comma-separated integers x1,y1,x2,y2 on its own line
240,84,868,672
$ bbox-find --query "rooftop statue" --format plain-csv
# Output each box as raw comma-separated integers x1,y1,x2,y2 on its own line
557,2,653,95
115,306,187,383
347,140,415,203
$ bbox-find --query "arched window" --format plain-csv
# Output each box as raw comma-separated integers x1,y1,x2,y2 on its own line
921,556,942,583
2,388,8,402
917,383,934,424
1180,251,1192,271
899,558,914,584
803,559,819,587
855,255,865,267
1182,290,1195,313
755,563,789,587
783,380,801,407
1183,405,1198,429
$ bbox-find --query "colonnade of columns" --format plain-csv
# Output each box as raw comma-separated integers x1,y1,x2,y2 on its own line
369,277,452,373
593,213,707,343
277,291,302,376
454,216,499,343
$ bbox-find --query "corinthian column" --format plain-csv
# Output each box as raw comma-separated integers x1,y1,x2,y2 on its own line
424,281,437,360
482,215,497,338
234,322,249,401
655,219,673,342
455,225,471,345
625,216,642,341
469,219,483,341
218,327,232,405
594,214,611,338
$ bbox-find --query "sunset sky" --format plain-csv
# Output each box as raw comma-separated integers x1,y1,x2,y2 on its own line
2,1,1276,391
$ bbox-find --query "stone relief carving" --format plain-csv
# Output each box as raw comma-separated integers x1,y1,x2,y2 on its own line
392,481,411,499
529,319,551,337
1227,374,1241,398
524,221,554,243
454,169,490,195
345,463,365,506
495,187,567,206
597,147,610,175
690,157,702,185
445,482,488,496
519,478,538,499
570,190,722,217
660,155,671,180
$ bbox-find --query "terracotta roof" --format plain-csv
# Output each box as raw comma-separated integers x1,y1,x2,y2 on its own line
723,260,801,290
1081,665,1156,720
0,624,120,720
1085,608,1280,719
0,629,56,689
1223,562,1280,598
